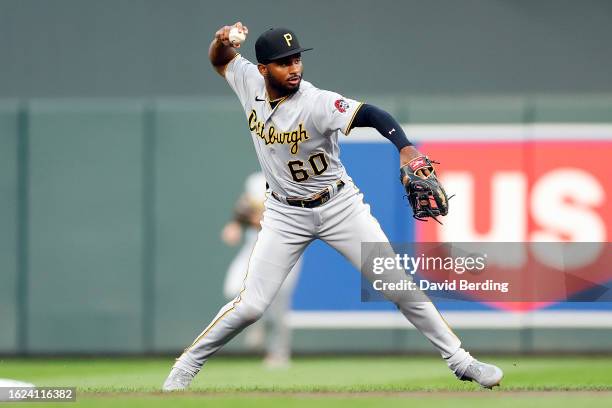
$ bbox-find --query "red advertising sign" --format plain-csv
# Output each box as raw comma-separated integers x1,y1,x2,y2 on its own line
416,141,612,311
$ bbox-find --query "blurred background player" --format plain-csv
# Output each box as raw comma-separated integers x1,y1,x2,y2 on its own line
221,172,302,368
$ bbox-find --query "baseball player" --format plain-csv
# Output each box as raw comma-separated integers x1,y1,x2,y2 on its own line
222,171,301,368
163,22,503,390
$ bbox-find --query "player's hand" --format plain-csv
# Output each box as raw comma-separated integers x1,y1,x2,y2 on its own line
221,221,242,246
399,146,431,182
400,146,438,208
215,22,249,48
399,153,450,224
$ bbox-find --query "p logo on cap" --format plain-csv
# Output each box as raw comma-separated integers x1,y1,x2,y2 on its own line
255,27,313,64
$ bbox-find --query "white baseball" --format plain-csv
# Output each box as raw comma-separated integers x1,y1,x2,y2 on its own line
229,27,246,47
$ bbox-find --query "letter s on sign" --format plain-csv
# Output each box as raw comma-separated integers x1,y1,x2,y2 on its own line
530,168,606,269
531,168,605,242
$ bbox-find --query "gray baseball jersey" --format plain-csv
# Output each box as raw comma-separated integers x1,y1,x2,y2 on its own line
225,54,363,197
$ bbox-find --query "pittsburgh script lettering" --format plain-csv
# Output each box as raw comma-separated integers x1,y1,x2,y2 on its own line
248,110,309,154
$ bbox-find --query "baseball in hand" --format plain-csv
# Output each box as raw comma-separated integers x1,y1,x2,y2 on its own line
229,27,246,47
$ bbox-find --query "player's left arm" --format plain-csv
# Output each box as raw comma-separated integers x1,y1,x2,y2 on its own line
349,104,427,175
350,104,450,222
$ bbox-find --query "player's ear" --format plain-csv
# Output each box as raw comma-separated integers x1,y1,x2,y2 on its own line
257,64,267,76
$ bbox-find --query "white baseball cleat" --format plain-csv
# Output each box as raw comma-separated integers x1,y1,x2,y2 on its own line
162,367,195,391
459,360,504,389
263,355,291,370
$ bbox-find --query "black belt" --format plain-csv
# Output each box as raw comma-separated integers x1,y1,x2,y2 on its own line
272,180,345,208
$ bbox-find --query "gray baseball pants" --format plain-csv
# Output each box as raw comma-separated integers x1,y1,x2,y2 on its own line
174,180,472,375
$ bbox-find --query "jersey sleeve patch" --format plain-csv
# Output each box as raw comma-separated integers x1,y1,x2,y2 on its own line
334,99,350,113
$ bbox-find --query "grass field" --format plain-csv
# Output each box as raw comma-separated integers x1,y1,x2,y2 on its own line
1,356,611,407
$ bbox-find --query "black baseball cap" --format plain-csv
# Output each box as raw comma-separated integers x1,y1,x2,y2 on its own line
255,27,313,64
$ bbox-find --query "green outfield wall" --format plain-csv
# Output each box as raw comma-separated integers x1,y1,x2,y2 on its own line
1,95,611,355
1,0,612,98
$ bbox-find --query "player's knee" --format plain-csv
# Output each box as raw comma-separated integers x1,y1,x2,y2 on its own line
237,302,267,324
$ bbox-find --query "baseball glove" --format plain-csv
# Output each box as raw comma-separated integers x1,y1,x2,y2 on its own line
400,156,451,224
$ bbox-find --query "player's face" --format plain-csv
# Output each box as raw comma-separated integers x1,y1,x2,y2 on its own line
265,54,303,96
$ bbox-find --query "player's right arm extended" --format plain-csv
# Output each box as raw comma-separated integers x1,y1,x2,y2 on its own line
209,22,248,76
